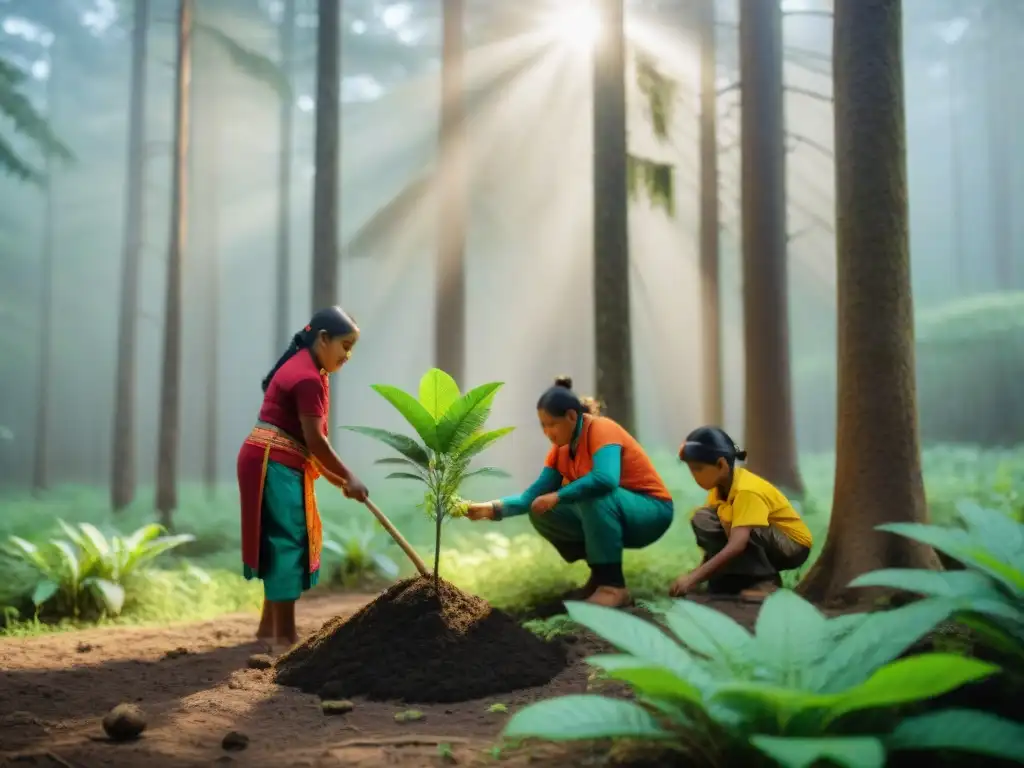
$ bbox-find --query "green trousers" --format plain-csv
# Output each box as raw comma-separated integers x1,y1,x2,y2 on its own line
242,461,319,601
529,487,674,565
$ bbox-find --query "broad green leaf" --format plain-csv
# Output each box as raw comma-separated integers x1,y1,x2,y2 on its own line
375,457,424,470
503,695,669,741
877,521,1023,596
751,735,885,768
6,536,49,572
955,500,1024,569
661,599,755,675
123,523,165,553
77,522,111,558
565,602,701,680
956,614,1024,660
386,471,426,483
815,599,956,692
52,540,80,584
586,653,657,673
754,589,827,687
848,568,1002,600
435,382,503,453
323,540,346,557
84,577,126,615
606,667,703,705
126,534,195,573
463,467,510,480
58,520,87,551
370,384,441,450
888,709,1024,760
341,426,430,467
31,579,59,607
826,653,998,721
418,369,460,421
456,426,514,460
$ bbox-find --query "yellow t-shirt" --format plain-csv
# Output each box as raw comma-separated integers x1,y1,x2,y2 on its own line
699,468,812,548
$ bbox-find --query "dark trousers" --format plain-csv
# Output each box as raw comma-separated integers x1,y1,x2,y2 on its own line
691,506,810,592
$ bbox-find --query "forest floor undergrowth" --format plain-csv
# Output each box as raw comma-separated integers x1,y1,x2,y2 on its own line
0,590,765,768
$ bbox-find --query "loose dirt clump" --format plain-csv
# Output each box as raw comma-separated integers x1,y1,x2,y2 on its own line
275,577,568,703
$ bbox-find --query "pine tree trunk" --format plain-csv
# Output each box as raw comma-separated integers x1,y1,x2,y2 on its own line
435,0,467,386
592,0,634,433
738,0,803,494
32,43,58,495
697,0,723,426
311,0,340,312
275,0,296,352
203,74,222,501
111,0,150,511
797,0,940,605
155,0,193,526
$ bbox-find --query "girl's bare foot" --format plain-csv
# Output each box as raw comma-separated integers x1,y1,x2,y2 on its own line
585,586,632,608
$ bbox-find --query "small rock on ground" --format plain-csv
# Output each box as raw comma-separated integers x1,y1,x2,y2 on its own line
222,731,249,751
102,703,146,742
247,654,274,670
321,700,354,715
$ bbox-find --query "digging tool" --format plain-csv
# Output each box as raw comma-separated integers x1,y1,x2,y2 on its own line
358,496,430,577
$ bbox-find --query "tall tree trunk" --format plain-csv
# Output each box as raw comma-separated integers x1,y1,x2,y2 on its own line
738,0,803,494
435,0,467,386
697,0,723,426
592,0,634,433
798,0,940,604
983,5,1014,288
32,44,58,494
203,73,222,501
275,0,296,352
111,0,150,511
311,0,340,313
155,0,193,526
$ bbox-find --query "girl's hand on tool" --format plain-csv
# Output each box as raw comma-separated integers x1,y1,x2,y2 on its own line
466,502,495,521
343,474,369,502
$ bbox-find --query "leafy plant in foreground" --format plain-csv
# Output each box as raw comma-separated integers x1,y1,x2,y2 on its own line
503,591,1024,767
322,519,401,587
343,368,514,582
3,521,194,619
849,500,1024,665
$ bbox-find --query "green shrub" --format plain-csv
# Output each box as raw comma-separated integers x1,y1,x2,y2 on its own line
322,518,401,587
3,521,194,620
850,501,1024,666
795,292,1024,450
503,593,1024,766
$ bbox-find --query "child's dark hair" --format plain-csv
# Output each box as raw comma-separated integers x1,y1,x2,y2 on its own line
261,306,358,392
537,375,602,417
679,426,747,467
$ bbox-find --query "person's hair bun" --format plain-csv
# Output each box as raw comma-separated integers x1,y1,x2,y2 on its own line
735,449,748,461
554,375,573,389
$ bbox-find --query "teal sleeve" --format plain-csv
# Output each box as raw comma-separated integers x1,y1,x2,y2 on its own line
556,445,622,503
495,467,563,519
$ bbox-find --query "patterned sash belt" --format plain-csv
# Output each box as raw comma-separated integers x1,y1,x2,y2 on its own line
244,422,323,574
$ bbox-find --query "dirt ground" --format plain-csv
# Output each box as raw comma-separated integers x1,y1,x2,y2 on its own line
0,593,762,768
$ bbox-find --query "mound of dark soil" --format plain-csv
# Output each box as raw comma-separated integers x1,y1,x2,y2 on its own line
275,577,568,703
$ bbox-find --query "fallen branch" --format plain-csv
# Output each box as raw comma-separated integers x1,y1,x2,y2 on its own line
334,736,471,749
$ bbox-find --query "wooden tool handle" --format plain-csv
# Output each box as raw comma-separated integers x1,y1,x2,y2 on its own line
361,497,430,577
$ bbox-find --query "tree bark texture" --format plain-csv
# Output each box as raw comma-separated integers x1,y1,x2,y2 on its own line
311,0,340,313
798,0,941,604
592,0,634,433
738,0,804,494
275,0,295,352
434,0,468,386
111,0,150,510
155,0,193,523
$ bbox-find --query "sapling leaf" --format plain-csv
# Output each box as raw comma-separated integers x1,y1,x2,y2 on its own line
565,602,699,680
503,695,669,741
750,735,886,768
463,466,510,480
418,368,460,421
456,426,514,460
824,653,999,721
341,426,430,467
887,708,1024,760
386,472,426,483
371,384,441,450
435,382,502,452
